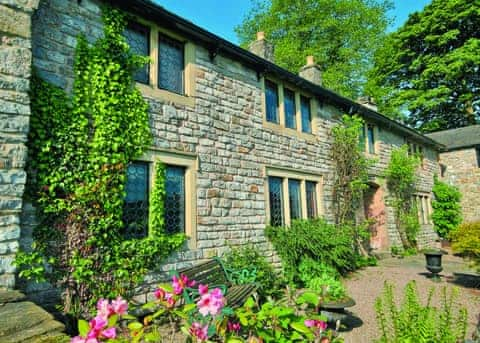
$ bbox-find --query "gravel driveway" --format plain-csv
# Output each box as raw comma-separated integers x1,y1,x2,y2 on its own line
341,252,480,343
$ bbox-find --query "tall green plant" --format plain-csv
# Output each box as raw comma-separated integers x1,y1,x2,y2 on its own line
384,145,420,248
432,176,462,238
331,115,372,225
375,281,467,343
16,7,184,316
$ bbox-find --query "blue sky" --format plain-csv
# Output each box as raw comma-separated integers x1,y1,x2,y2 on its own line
153,0,432,44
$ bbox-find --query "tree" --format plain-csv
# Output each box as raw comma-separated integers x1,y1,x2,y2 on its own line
236,0,393,99
366,0,480,132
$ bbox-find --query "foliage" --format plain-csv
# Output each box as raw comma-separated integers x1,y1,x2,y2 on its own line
265,218,357,282
299,258,346,302
236,0,393,98
432,176,462,238
221,245,281,299
331,115,373,225
73,274,343,342
14,7,185,317
375,281,468,343
449,221,480,272
384,146,420,248
366,0,480,132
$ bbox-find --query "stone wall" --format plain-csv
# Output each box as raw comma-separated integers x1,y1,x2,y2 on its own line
18,0,440,297
0,0,39,289
439,148,480,223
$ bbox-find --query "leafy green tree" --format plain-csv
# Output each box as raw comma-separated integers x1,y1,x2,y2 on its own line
366,0,480,132
236,0,393,98
432,176,462,238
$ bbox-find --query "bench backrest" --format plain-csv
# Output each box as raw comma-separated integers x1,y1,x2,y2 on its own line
179,259,230,288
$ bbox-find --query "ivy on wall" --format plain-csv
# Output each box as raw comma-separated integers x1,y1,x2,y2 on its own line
431,176,462,238
15,7,185,317
384,145,420,248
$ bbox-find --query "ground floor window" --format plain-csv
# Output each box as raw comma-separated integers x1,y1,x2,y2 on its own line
414,193,432,225
266,167,322,226
123,150,197,245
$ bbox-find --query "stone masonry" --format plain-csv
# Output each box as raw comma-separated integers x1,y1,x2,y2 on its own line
439,148,480,223
0,0,440,294
0,0,40,289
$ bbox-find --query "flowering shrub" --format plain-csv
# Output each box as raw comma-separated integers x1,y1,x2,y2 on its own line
73,273,343,342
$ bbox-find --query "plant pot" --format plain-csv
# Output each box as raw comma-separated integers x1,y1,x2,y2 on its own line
424,250,446,281
319,296,355,324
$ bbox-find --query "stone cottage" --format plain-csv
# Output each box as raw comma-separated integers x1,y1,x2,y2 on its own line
427,125,480,223
0,0,443,293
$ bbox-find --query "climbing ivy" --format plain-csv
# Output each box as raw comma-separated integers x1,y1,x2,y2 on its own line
16,7,185,317
384,145,420,248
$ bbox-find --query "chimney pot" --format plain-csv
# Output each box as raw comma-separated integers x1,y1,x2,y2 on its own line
306,55,315,66
357,96,378,112
256,31,265,40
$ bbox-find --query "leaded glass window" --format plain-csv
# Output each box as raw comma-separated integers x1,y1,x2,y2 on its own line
158,34,184,94
301,96,312,133
367,124,375,154
268,176,284,226
123,162,149,239
124,23,150,84
165,165,186,234
306,181,318,219
359,125,366,151
265,80,279,123
284,88,296,129
288,179,302,220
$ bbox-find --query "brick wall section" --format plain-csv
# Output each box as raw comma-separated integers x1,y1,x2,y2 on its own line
439,148,480,223
19,0,439,296
0,0,40,289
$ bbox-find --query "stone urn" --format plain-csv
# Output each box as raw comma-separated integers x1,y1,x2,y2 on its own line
424,249,446,281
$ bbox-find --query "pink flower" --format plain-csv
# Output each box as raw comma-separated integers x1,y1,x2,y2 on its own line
227,321,241,333
172,274,195,295
305,319,328,335
154,287,166,300
198,284,208,295
87,316,108,338
100,327,116,339
189,322,209,342
96,299,113,320
197,287,225,316
111,296,128,316
70,337,98,343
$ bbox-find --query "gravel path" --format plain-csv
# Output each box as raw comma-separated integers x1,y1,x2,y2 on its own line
341,252,480,343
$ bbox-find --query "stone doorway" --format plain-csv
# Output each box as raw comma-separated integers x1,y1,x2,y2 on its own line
363,184,388,251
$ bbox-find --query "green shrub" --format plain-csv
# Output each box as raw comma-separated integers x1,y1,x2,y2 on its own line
450,221,480,271
298,258,347,301
432,177,462,238
375,281,467,343
265,218,357,282
221,244,281,298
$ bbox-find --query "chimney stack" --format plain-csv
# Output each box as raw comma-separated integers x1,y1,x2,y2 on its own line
357,96,378,112
299,55,322,86
248,31,274,62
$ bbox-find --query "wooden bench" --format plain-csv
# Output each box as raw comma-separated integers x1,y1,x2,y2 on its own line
179,258,257,308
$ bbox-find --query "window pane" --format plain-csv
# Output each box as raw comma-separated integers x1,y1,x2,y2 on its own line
306,181,318,219
359,125,366,151
476,148,480,168
265,80,279,123
123,162,149,239
288,179,302,220
367,124,375,154
124,23,150,84
284,88,296,129
165,165,186,234
301,96,312,133
158,35,184,94
268,176,284,226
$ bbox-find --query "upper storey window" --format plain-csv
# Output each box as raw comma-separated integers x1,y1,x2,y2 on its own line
367,124,375,154
265,80,279,124
124,22,150,84
284,88,296,129
158,34,184,94
300,96,312,133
